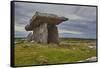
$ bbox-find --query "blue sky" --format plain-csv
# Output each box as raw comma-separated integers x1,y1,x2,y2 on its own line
14,2,97,39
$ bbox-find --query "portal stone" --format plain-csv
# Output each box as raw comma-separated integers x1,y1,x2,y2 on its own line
47,25,59,44
33,23,48,43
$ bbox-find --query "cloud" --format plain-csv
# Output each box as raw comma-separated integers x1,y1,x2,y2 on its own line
58,29,83,35
15,25,26,32
14,2,97,39
15,31,29,38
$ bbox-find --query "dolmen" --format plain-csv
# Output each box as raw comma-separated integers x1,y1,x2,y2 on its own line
25,11,68,44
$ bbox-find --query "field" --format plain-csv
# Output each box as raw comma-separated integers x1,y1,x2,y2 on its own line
14,38,97,66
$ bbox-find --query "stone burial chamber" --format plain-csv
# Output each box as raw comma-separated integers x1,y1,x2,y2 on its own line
25,11,68,44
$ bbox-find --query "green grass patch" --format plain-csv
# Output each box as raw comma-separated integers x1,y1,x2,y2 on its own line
15,40,96,66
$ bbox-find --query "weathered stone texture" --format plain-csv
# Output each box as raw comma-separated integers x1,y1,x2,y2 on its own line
33,23,48,43
26,32,33,42
47,25,59,44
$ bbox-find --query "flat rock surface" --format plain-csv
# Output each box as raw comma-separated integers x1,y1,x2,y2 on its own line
77,56,97,62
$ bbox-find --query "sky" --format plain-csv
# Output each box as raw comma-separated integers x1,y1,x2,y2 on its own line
14,2,97,39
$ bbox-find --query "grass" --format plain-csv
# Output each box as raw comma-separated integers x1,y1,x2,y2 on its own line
15,38,96,66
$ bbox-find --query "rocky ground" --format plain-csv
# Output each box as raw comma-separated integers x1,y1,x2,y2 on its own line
77,56,97,62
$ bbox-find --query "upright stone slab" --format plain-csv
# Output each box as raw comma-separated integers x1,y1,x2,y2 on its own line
26,32,33,42
47,25,59,44
33,23,48,43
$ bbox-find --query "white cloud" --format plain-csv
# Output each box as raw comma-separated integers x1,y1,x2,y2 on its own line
58,29,83,34
15,25,26,32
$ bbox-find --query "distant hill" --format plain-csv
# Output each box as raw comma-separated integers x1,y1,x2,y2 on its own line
15,37,96,40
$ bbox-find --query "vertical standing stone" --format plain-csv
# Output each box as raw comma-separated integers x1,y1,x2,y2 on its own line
33,23,48,43
47,25,59,44
26,32,33,42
